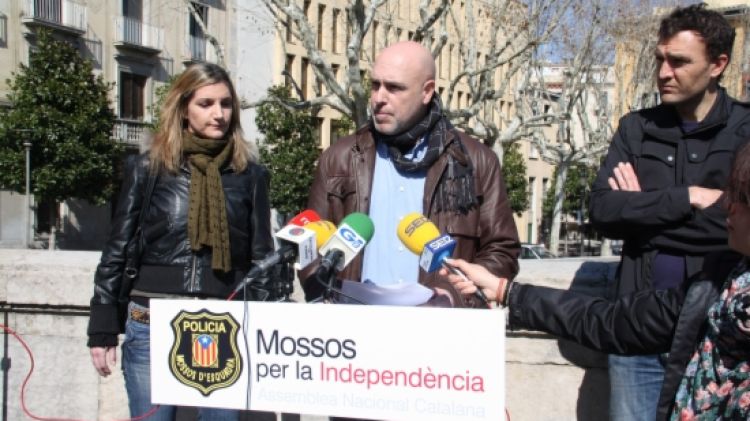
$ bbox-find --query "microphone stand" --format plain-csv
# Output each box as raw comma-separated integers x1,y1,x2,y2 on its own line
271,262,295,302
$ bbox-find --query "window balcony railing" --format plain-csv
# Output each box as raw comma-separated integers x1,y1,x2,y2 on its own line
112,119,150,148
114,16,164,53
24,0,87,33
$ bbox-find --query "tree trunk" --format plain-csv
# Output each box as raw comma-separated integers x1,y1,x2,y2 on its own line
48,202,57,250
549,163,569,257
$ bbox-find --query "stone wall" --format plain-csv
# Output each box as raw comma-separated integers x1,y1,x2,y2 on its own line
0,250,618,420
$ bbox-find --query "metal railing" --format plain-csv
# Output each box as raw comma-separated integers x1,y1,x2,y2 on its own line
112,119,150,147
24,0,87,32
114,16,164,51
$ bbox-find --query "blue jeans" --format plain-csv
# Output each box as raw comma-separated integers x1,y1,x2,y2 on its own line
121,301,240,421
608,354,665,421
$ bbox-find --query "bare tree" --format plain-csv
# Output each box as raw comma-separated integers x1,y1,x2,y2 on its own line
424,0,578,157
258,0,454,125
519,1,615,255
257,0,578,151
516,0,682,256
176,0,669,256
255,0,615,255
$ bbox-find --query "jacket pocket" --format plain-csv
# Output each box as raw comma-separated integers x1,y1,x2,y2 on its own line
639,140,676,190
692,143,735,188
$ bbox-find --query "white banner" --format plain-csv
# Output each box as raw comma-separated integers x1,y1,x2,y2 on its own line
150,300,505,420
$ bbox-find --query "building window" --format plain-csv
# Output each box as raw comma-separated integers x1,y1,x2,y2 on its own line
529,141,539,159
332,8,340,53
331,119,348,146
123,0,142,19
301,57,309,100
448,44,454,80
438,51,442,78
286,15,293,43
304,0,311,19
371,21,378,59
0,12,6,48
315,117,325,146
332,63,340,83
284,54,294,89
189,2,208,61
317,4,326,49
346,9,351,47
122,0,143,45
120,72,146,120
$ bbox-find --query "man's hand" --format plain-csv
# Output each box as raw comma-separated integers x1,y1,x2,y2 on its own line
90,346,117,377
688,186,723,210
608,162,641,192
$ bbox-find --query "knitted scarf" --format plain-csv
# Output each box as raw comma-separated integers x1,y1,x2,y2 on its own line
372,95,477,213
183,132,233,273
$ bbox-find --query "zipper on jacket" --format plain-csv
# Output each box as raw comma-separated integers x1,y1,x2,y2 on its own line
190,253,198,292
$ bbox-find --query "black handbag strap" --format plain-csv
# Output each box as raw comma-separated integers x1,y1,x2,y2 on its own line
134,169,158,258
138,170,157,232
124,167,157,278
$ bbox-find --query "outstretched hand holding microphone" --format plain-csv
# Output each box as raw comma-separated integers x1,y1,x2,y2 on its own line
397,212,493,307
438,258,512,307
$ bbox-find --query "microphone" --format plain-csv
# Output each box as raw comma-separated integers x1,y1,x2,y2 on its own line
396,212,489,305
318,212,375,272
287,209,321,227
304,220,336,250
309,213,374,299
228,210,321,299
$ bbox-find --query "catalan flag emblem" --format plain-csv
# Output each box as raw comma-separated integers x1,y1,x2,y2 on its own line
193,334,218,368
169,310,242,396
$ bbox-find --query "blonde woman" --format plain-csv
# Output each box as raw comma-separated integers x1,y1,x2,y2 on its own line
87,62,273,420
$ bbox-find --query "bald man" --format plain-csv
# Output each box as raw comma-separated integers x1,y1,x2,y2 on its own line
303,41,520,307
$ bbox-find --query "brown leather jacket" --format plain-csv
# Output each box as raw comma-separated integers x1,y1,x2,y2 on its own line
304,125,520,306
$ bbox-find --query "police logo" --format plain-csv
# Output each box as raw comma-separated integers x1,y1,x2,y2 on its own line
169,310,243,396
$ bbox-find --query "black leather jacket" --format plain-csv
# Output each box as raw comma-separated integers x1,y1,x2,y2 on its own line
507,252,740,420
87,153,274,347
304,125,520,304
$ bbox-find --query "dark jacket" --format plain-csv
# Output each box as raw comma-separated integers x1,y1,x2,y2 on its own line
589,88,750,297
507,252,741,421
304,125,520,305
87,153,274,347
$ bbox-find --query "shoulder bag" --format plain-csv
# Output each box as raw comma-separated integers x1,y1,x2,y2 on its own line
118,169,157,332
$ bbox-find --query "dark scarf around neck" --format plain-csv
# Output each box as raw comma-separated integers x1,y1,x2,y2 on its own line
183,132,233,273
371,96,478,214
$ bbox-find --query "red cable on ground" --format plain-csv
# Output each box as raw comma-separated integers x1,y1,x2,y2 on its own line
0,323,159,421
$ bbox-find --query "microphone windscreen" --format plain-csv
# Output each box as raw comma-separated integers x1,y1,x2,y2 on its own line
397,212,440,255
288,209,321,226
340,212,375,242
306,220,336,249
